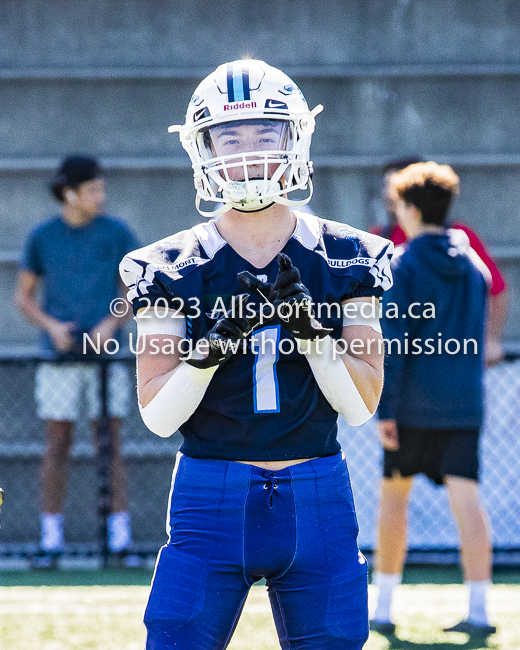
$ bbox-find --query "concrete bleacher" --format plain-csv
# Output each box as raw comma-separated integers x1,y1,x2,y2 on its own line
1,0,519,351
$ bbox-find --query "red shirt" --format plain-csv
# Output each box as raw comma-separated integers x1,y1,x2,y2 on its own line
370,222,507,296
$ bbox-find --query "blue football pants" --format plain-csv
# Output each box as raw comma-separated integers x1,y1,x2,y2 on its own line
144,452,369,649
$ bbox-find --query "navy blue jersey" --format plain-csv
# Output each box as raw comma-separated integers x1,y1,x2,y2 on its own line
121,212,393,460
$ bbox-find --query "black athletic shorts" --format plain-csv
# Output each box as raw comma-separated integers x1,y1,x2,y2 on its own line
383,426,480,485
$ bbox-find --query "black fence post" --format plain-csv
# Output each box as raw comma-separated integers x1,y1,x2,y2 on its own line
97,359,112,568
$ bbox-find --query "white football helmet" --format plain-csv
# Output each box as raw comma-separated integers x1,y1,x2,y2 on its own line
169,59,323,217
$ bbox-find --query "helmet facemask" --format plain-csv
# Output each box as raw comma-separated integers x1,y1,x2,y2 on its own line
193,119,295,212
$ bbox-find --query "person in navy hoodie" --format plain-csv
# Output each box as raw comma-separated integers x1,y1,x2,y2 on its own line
371,162,496,637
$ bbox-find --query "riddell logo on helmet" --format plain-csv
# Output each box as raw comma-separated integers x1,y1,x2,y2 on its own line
223,102,257,111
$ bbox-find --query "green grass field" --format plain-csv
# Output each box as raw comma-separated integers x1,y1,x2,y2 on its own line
1,567,519,649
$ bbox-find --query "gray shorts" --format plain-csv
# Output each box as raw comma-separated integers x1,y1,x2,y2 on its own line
35,362,132,421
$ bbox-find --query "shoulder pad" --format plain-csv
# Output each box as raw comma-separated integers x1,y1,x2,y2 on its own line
119,221,229,314
293,212,394,291
120,220,228,285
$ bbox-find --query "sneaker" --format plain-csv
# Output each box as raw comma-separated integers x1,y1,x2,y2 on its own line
122,553,142,568
31,550,60,570
107,550,142,569
443,620,497,636
108,512,132,552
40,513,64,553
370,620,396,635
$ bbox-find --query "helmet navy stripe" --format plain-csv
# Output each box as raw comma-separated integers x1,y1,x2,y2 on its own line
242,65,251,101
226,63,235,102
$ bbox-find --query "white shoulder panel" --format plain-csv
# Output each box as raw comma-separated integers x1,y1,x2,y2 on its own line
291,211,321,250
192,220,228,259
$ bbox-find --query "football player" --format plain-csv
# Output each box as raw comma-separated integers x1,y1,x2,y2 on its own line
120,60,393,649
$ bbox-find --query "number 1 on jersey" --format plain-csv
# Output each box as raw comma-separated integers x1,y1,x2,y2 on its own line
251,326,280,413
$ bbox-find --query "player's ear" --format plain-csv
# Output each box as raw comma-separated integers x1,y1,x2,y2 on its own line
411,204,423,222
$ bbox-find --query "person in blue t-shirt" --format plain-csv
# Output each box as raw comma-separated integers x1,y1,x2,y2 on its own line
371,162,496,637
15,155,139,561
120,60,394,650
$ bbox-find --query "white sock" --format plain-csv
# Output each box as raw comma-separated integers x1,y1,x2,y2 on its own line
466,579,491,625
372,571,402,623
40,513,64,551
108,511,132,552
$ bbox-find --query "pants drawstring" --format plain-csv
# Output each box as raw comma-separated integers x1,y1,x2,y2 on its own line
263,471,278,509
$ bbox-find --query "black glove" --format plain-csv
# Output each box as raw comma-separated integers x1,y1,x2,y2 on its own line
236,271,279,328
185,294,254,369
237,272,277,305
239,253,332,340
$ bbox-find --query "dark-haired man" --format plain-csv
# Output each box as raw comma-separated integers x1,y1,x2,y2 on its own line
15,155,139,561
371,162,496,637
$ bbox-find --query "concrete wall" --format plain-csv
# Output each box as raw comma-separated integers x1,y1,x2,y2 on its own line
2,0,520,348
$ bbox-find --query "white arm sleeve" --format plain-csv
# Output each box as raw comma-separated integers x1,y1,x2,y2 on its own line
139,362,217,437
297,336,373,426
135,310,187,338
342,303,382,333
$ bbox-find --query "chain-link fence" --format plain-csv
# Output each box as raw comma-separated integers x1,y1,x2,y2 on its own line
340,354,520,562
0,356,179,563
0,355,519,564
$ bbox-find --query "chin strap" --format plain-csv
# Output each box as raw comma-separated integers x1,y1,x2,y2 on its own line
273,178,314,208
196,195,232,218
195,179,314,218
